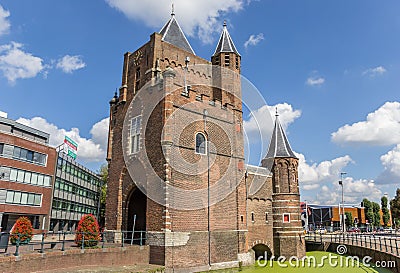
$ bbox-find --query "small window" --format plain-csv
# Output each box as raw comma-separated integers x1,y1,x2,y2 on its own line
195,133,206,155
130,116,142,154
283,213,290,223
265,212,268,222
0,143,3,155
240,215,244,223
224,54,230,66
251,212,255,222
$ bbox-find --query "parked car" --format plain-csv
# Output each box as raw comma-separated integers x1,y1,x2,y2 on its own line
347,227,360,233
315,228,327,234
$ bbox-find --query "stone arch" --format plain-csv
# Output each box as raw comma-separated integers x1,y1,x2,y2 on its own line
251,242,273,260
125,186,147,244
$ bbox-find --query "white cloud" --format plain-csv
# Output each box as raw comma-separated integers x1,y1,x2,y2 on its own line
105,0,249,43
363,66,386,77
243,102,301,142
56,55,86,73
0,42,44,84
376,144,400,184
0,5,10,36
244,33,264,49
297,153,353,184
306,76,325,86
16,117,109,163
332,102,400,146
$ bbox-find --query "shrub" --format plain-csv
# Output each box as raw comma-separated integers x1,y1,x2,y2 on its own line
75,214,101,247
10,216,33,245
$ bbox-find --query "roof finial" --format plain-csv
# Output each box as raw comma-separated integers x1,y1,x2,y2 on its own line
171,3,175,16
275,107,279,117
223,20,227,27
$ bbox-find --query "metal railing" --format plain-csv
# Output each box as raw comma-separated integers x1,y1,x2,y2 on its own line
305,232,400,257
0,230,147,257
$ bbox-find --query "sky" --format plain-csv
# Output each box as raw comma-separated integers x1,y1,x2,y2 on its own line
1,0,400,206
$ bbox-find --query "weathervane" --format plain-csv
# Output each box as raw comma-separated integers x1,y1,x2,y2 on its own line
171,3,175,16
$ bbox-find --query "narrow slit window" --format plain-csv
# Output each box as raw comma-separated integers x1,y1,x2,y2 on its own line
195,133,206,155
251,212,255,222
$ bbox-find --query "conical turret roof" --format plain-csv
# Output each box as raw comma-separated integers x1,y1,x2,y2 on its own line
213,21,240,56
265,113,297,159
159,11,195,55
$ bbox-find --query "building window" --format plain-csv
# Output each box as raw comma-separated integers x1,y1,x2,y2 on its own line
130,116,142,154
0,143,3,155
4,167,52,187
195,133,206,155
224,54,230,66
5,190,42,206
283,213,290,223
251,212,255,222
8,145,47,166
265,212,268,222
240,215,244,223
235,55,239,69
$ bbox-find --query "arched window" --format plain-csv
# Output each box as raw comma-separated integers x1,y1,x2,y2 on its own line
195,133,206,155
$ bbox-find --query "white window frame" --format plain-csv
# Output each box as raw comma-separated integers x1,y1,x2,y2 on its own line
195,132,207,155
130,115,142,154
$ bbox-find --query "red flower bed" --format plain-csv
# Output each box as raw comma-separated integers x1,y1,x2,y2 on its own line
74,214,101,247
10,217,33,245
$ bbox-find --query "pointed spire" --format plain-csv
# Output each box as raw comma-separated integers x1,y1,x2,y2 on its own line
159,9,195,55
265,112,297,159
213,21,240,56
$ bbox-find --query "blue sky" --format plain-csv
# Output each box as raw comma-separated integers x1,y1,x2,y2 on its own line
1,0,400,205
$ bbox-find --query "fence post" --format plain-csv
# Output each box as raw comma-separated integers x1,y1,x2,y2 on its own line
396,238,399,256
61,231,66,251
40,232,45,253
379,237,382,251
121,231,124,247
101,232,105,248
14,233,20,256
384,237,388,252
81,232,85,250
374,235,377,249
390,237,393,254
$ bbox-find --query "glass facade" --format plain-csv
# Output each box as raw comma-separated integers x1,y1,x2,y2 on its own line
50,153,102,231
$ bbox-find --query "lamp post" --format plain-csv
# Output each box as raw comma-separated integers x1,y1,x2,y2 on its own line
339,172,347,233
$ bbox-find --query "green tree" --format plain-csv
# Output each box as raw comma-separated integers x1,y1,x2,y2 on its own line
381,196,390,227
345,212,353,228
390,188,400,228
372,201,381,227
363,198,374,226
98,163,108,227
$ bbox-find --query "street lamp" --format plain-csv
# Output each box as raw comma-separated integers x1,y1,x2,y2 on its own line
339,172,347,233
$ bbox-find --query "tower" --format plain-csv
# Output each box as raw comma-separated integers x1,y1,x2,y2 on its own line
106,12,248,271
262,112,305,258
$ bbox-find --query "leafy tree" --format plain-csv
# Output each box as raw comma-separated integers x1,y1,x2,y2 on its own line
381,196,390,227
345,212,353,228
372,202,381,227
363,198,374,226
10,217,33,244
98,163,108,227
390,188,400,228
75,214,101,247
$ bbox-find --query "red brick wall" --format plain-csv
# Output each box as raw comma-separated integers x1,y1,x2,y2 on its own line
0,245,150,273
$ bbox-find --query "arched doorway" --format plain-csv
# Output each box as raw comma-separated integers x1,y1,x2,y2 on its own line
252,244,272,260
127,188,147,244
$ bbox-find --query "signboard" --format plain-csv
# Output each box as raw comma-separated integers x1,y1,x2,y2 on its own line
63,136,78,159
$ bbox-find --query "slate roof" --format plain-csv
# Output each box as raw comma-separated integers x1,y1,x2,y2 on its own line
213,22,240,56
265,114,297,159
159,13,195,55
